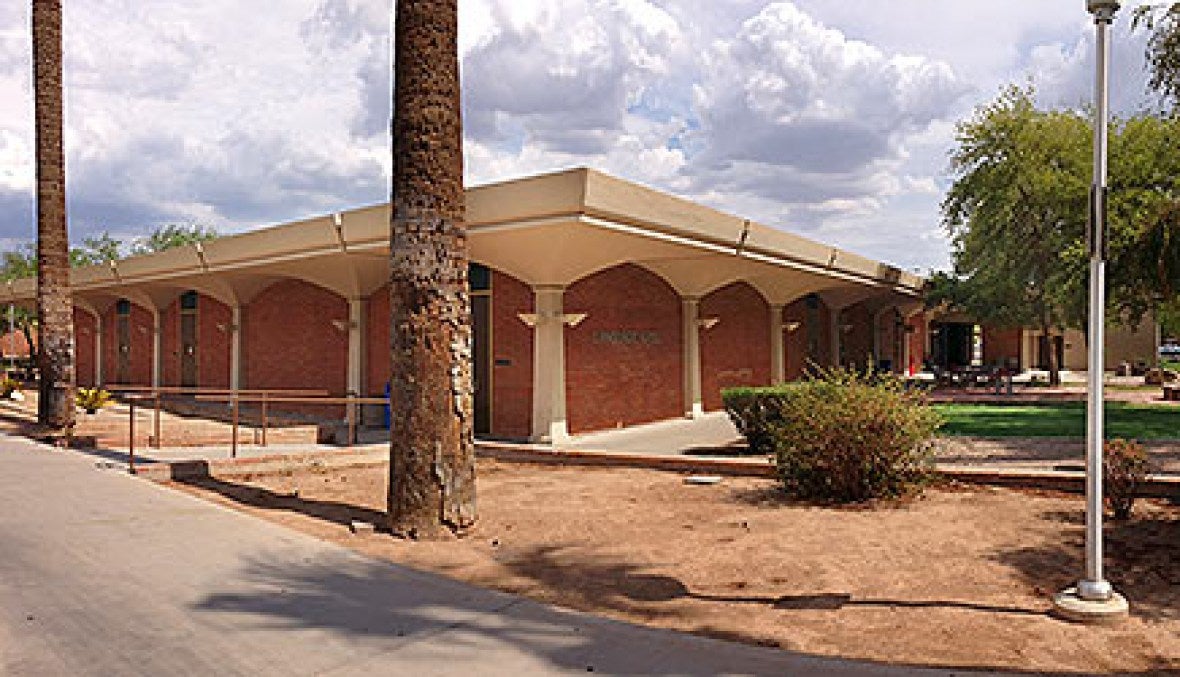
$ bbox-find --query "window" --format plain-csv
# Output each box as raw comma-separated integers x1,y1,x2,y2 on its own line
116,299,131,316
469,263,491,292
180,291,199,311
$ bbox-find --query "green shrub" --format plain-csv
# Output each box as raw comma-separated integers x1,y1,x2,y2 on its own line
0,376,20,399
730,368,942,503
721,385,799,456
1104,439,1150,520
76,387,113,413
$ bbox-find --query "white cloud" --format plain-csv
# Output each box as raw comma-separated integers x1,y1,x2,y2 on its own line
0,0,1159,274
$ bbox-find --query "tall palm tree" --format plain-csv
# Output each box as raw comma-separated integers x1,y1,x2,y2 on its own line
32,0,76,430
387,0,476,538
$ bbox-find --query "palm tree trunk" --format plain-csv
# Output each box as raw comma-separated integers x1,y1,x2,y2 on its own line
387,0,475,538
32,0,75,430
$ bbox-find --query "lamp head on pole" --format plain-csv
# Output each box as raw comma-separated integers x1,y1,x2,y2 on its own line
1086,0,1119,21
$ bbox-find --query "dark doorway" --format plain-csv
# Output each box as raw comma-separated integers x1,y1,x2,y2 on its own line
116,299,131,384
180,291,199,387
470,264,492,436
931,322,974,369
1036,335,1065,370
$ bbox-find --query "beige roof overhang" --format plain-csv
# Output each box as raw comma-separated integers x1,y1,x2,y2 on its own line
5,167,924,309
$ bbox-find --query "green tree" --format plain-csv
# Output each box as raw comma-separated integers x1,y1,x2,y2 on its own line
942,86,1091,385
1134,3,1180,108
70,232,123,267
130,224,217,255
1107,114,1180,323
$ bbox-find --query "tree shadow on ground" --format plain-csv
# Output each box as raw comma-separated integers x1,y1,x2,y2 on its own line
178,475,386,529
991,507,1180,623
189,551,927,676
180,479,1178,675
491,544,1043,619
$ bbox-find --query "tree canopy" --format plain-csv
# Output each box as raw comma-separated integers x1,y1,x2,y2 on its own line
940,86,1090,382
0,224,218,280
939,85,1180,379
1134,2,1180,109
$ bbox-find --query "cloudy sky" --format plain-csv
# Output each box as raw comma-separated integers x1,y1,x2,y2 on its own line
0,1,1161,272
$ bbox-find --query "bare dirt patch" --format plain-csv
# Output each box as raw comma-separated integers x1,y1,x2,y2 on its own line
169,461,1180,674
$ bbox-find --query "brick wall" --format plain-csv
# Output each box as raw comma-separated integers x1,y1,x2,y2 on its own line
490,270,533,438
565,264,683,433
784,296,831,379
366,286,389,398
841,302,874,369
161,299,180,386
103,302,153,386
982,325,1023,368
700,282,771,410
245,279,347,397
157,294,233,389
876,308,903,372
73,308,95,387
199,297,232,388
907,312,928,373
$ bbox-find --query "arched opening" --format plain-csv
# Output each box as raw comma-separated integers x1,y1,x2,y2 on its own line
243,279,347,396
73,308,96,387
367,263,534,439
159,291,233,388
564,263,683,433
104,298,153,386
699,281,771,410
784,293,832,380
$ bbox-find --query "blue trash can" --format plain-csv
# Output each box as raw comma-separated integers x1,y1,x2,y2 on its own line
383,382,391,430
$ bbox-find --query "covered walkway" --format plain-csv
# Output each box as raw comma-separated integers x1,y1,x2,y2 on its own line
4,168,923,443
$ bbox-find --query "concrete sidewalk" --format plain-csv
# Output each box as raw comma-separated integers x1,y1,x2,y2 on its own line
0,434,980,676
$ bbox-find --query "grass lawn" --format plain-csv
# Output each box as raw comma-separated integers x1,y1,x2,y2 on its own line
934,402,1180,439
1164,359,1180,372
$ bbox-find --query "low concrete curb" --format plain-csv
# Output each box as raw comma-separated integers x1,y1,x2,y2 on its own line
132,447,387,481
129,440,1180,500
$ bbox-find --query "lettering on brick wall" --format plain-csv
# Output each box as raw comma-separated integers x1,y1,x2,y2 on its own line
716,368,754,382
592,330,661,345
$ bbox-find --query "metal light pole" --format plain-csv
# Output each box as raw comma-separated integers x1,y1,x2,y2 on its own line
1052,0,1129,624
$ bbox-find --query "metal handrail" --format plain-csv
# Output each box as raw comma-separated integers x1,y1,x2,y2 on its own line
123,391,389,469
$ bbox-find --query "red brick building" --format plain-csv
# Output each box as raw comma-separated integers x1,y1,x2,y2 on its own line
6,169,924,441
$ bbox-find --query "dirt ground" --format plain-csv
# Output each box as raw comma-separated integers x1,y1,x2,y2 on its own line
170,461,1180,674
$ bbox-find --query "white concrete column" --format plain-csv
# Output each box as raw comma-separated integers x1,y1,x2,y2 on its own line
346,297,366,423
682,297,703,418
770,303,786,383
94,314,104,387
531,286,569,444
230,305,243,392
151,310,162,388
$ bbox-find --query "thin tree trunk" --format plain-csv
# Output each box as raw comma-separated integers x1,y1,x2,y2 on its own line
32,0,75,430
387,0,475,538
1041,323,1061,387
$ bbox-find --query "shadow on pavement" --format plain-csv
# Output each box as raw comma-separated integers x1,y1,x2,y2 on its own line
177,474,386,529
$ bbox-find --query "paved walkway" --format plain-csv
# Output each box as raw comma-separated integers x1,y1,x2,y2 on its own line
0,434,980,676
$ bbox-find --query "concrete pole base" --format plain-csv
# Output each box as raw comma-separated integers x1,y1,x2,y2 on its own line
1051,587,1129,624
